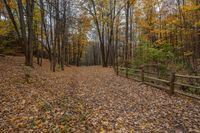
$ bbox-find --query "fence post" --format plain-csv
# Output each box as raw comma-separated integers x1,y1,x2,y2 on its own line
170,72,175,95
141,66,144,82
117,64,119,76
126,67,128,78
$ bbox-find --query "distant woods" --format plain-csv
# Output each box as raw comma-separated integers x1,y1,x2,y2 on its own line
1,0,200,73
1,0,90,71
83,0,200,74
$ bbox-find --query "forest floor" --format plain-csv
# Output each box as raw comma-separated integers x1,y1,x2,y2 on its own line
0,56,200,133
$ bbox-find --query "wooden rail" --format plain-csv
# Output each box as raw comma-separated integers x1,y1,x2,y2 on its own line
115,66,200,100
0,54,5,57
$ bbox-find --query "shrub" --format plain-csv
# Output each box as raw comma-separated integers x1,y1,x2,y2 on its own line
131,42,175,68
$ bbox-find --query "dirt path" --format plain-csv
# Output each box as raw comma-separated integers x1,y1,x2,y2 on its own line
70,67,200,133
0,56,200,132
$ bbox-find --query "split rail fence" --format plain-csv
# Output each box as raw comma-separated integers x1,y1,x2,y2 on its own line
115,65,200,100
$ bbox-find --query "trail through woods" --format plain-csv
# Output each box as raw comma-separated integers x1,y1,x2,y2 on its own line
0,56,200,132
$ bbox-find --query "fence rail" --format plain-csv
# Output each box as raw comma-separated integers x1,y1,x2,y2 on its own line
115,66,200,100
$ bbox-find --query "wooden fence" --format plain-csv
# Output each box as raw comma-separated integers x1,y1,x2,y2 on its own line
115,65,200,100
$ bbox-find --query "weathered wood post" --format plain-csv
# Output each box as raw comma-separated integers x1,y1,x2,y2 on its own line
117,64,119,76
24,66,31,83
141,66,145,82
126,66,128,78
170,72,176,95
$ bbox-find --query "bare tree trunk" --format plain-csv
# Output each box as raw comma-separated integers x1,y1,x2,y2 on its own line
89,0,107,67
3,0,20,38
129,6,133,59
115,16,120,75
125,1,130,78
61,1,67,70
40,20,44,66
25,0,34,66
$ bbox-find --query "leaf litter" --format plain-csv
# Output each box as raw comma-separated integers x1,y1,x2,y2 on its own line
0,56,200,132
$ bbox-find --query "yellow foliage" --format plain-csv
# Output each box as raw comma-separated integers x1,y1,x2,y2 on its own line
8,0,17,10
0,1,3,10
0,20,13,36
139,20,151,30
164,16,179,26
151,29,167,34
80,14,91,32
182,5,200,12
195,21,200,26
